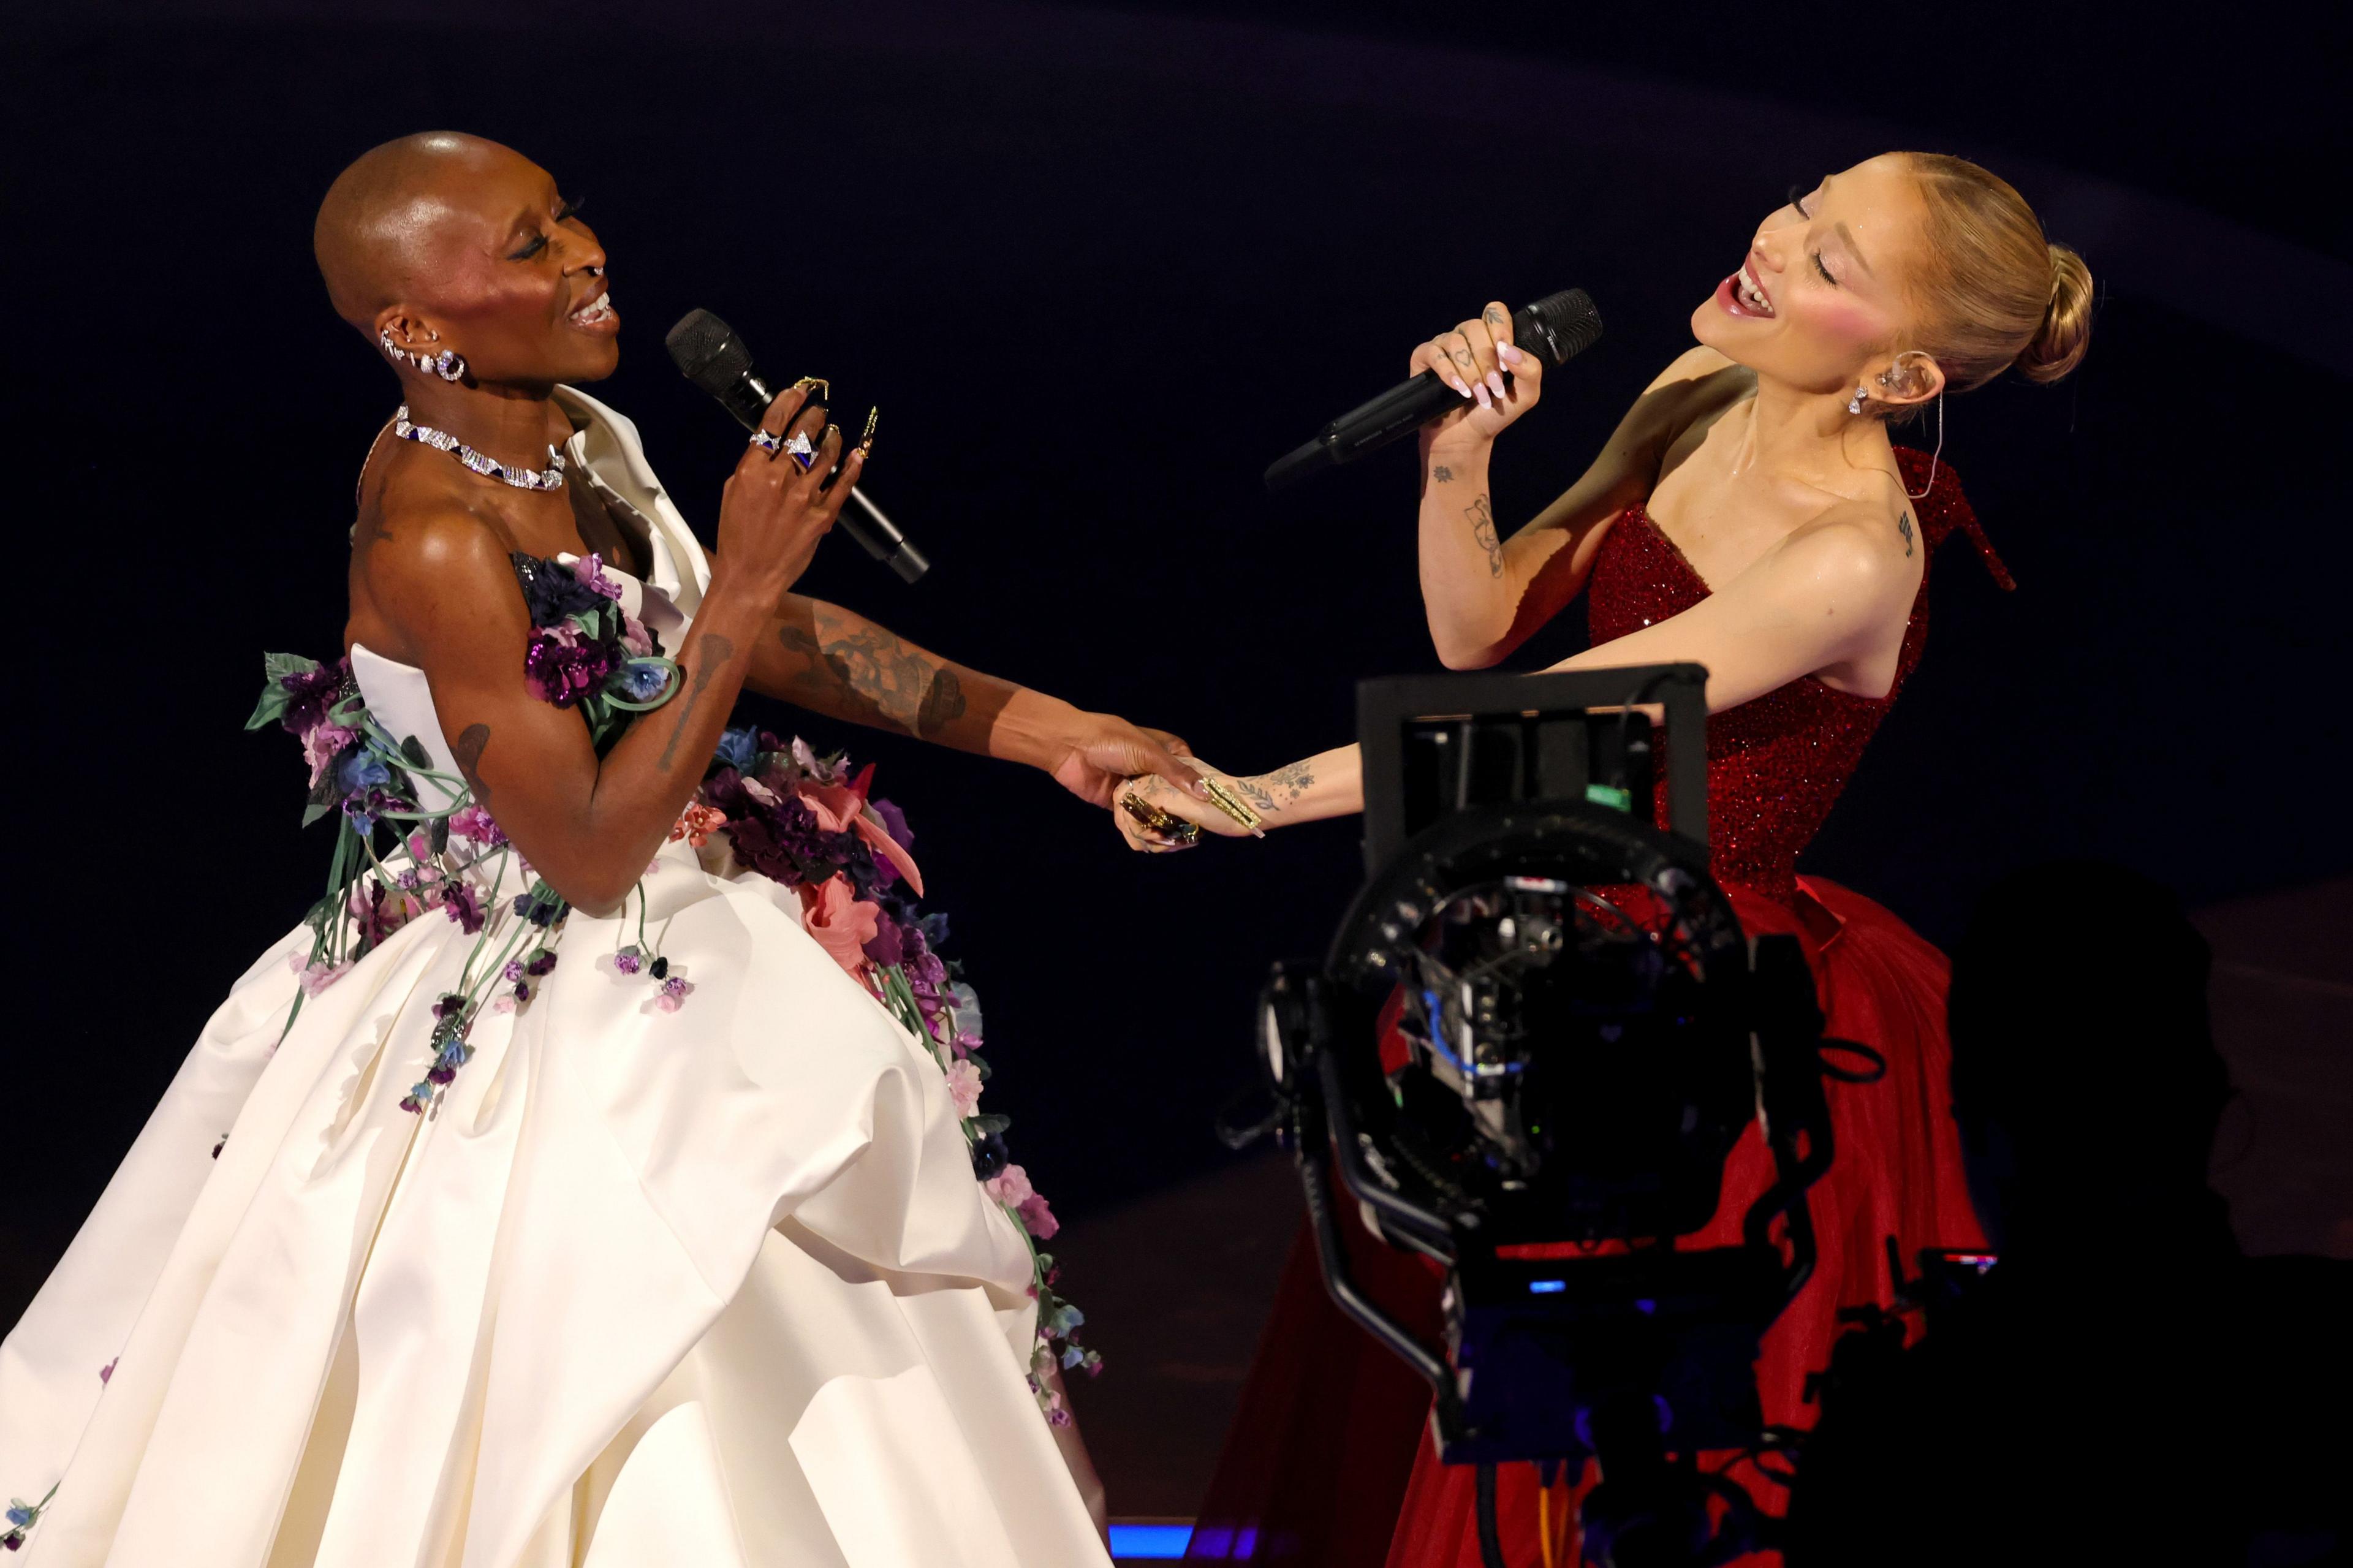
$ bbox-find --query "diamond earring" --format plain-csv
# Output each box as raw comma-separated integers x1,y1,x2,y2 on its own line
1846,383,1870,415
380,329,466,382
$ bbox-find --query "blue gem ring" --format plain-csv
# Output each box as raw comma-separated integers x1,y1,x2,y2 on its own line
782,430,817,471
748,428,783,456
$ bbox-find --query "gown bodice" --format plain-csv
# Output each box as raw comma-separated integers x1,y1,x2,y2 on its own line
1586,447,2009,903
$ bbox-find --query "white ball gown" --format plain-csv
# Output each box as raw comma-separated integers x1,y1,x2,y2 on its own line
0,388,1112,1568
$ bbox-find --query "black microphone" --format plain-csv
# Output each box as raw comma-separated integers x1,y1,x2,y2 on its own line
664,309,930,583
1264,289,1603,493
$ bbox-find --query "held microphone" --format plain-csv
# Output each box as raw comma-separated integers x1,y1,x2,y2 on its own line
1264,288,1602,493
664,309,930,583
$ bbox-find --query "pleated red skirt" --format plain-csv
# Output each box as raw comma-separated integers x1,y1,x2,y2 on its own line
1186,878,1985,1567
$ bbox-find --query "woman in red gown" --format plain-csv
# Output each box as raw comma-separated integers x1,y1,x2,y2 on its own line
1116,151,2093,1565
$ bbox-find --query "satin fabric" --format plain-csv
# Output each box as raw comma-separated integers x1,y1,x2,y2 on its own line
0,390,1110,1567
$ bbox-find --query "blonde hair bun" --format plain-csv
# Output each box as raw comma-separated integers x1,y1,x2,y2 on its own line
2015,243,2094,384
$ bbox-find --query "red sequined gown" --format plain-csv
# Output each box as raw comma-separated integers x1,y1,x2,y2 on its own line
1186,451,2007,1567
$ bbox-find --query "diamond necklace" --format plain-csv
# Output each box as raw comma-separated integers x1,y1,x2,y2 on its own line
393,404,567,491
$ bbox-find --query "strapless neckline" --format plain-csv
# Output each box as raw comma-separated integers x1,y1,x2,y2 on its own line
1617,504,1896,708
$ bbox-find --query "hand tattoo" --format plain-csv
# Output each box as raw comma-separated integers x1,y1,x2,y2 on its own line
1483,305,1507,327
453,724,492,805
776,611,969,740
1896,510,1915,558
1466,494,1503,577
659,633,735,771
1433,464,1454,483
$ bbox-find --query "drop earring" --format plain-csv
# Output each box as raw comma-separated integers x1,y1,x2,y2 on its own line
1846,383,1870,415
379,329,466,382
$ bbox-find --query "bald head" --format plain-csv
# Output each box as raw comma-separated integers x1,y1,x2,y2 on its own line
313,132,537,330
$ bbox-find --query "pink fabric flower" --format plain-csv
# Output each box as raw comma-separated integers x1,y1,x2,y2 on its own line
798,874,882,979
651,974,695,1013
448,806,506,846
944,1059,983,1118
1017,1191,1059,1241
287,952,351,996
788,764,926,896
984,1164,1035,1208
302,723,356,786
669,802,729,849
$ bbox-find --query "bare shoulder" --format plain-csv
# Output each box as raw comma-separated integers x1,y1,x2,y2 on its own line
354,490,530,659
1778,489,1924,601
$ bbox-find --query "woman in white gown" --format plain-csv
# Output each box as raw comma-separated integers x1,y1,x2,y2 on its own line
0,132,1202,1567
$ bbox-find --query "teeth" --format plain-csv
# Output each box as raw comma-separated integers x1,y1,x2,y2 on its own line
572,291,612,322
1735,267,1772,313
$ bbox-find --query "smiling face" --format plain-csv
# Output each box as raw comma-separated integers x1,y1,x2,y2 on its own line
316,133,620,390
1691,153,1932,400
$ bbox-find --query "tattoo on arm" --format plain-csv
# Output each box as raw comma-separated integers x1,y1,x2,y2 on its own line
775,613,969,740
659,633,735,771
453,724,491,805
1466,494,1504,578
1239,759,1317,815
1433,464,1454,484
1896,510,1915,558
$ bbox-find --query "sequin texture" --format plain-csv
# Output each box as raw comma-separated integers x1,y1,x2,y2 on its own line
1587,449,2009,904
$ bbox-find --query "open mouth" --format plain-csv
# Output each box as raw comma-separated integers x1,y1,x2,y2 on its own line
1719,260,1775,319
568,290,617,332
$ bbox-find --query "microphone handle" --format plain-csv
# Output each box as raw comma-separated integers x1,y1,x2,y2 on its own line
721,373,929,583
1265,294,1594,493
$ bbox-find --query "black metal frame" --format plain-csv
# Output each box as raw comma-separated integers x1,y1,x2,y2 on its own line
1357,665,1711,875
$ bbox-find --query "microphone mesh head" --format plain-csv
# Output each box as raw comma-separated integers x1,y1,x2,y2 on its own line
1521,289,1604,367
665,309,751,391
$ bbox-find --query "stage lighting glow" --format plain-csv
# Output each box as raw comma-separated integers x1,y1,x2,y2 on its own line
1110,1522,1194,1559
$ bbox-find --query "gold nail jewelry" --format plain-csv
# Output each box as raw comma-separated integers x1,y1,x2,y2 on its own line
792,375,831,398
1198,776,1265,835
857,406,879,458
1120,793,1200,846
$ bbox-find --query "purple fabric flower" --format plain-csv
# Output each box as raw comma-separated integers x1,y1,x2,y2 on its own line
523,623,613,708
871,798,914,854
510,553,608,624
613,947,643,975
443,879,485,934
862,911,906,969
577,553,626,602
278,658,347,740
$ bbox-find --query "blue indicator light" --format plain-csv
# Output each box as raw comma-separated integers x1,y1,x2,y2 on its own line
1529,1279,1567,1294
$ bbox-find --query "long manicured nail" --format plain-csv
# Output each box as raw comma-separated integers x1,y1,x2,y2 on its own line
1474,384,1492,409
1486,371,1507,399
1499,343,1524,366
1452,377,1472,398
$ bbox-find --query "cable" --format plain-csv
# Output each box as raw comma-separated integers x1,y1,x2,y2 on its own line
1476,1463,1507,1568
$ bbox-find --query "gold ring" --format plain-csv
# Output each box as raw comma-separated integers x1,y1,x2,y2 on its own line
1121,793,1200,845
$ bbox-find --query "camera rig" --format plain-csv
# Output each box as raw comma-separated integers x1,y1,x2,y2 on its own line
1251,667,1846,1567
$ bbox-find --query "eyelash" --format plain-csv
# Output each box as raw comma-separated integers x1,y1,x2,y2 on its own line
509,199,584,262
1786,185,1838,286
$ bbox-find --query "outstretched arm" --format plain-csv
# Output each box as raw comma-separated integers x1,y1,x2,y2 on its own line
1111,498,1917,849
743,594,1205,808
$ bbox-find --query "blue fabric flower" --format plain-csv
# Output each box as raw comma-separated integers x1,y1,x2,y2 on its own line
336,749,392,795
617,661,670,702
713,726,759,774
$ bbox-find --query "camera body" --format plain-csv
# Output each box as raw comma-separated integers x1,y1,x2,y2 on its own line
1253,668,1847,1563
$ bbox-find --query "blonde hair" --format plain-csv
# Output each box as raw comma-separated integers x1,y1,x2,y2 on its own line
1899,152,2093,392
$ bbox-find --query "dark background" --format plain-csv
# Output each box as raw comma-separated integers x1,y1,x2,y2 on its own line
6,0,2349,1341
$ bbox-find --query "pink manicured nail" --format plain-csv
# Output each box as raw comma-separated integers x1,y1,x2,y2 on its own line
1474,384,1492,409
1499,343,1523,366
1486,371,1507,398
